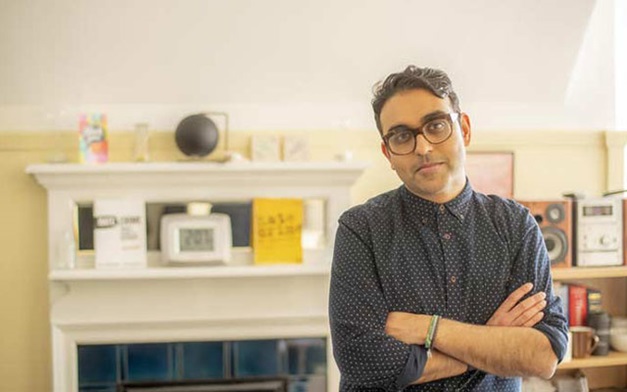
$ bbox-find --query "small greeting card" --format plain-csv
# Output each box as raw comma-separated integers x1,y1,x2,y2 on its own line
252,198,303,264
94,199,147,269
282,135,310,162
251,135,281,162
79,114,109,163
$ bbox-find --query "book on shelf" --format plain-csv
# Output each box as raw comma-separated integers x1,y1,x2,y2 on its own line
569,284,587,326
565,283,603,327
554,282,569,321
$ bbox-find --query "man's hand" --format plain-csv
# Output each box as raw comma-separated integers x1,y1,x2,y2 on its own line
487,283,547,327
385,312,430,345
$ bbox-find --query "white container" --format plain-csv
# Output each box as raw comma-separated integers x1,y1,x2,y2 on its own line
610,327,627,352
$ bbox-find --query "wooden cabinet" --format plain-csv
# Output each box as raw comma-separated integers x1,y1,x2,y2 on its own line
553,266,627,389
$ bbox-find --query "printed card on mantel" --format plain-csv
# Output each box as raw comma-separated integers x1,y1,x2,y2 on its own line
252,198,303,264
79,113,109,163
94,199,147,269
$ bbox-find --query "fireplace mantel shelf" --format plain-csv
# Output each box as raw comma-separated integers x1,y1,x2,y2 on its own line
26,161,369,189
26,161,367,173
49,263,331,281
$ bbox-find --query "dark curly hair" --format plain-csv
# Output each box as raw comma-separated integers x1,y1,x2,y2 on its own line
372,65,461,134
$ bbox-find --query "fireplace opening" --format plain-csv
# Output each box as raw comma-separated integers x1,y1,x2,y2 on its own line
78,338,326,392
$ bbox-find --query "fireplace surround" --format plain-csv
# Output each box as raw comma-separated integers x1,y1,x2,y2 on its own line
27,162,367,392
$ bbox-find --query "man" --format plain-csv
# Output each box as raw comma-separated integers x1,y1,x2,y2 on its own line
328,66,568,391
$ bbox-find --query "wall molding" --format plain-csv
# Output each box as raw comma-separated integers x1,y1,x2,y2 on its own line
0,129,612,153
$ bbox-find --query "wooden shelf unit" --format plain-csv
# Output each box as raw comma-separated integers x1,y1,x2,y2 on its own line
552,266,627,280
558,351,627,370
550,265,627,388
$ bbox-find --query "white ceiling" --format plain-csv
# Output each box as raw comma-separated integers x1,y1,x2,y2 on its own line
0,0,601,130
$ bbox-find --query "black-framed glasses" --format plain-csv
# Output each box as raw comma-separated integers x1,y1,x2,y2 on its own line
382,112,460,155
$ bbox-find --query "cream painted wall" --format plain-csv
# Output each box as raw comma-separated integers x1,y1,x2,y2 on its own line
0,141,51,392
0,129,609,392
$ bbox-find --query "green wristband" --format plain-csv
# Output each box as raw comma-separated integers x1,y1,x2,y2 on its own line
424,315,440,358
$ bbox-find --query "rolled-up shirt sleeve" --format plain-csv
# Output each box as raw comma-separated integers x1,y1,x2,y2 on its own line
513,211,569,362
329,211,428,391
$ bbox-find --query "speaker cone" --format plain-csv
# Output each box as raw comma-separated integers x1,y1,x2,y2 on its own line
541,227,568,265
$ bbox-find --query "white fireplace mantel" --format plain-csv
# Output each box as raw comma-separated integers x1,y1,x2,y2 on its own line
27,161,368,392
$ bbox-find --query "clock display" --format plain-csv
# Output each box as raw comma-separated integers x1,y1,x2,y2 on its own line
179,228,215,251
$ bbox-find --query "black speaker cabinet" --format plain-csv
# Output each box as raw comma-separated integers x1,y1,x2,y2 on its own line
518,200,573,268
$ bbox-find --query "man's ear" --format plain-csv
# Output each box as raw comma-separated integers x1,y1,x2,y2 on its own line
460,113,472,146
381,141,391,159
381,141,395,170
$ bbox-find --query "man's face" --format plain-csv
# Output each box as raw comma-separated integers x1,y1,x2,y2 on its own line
379,88,471,203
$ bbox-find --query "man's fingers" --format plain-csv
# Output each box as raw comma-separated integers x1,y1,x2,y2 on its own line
522,311,545,327
513,299,547,326
496,282,534,313
511,291,546,317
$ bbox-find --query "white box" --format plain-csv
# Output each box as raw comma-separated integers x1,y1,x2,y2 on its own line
94,199,147,269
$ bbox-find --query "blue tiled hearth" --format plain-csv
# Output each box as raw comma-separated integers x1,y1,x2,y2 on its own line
78,338,326,392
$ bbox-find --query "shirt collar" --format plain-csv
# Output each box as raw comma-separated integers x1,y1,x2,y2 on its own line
400,178,473,222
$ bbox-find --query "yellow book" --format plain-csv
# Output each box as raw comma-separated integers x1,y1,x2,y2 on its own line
252,198,303,264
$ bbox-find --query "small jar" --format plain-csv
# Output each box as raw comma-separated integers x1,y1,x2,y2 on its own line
133,122,150,162
588,312,611,356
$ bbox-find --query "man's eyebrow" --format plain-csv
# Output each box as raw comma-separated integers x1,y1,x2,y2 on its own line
386,110,449,133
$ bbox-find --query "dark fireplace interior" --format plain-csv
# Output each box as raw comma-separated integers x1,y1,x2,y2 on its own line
78,338,326,392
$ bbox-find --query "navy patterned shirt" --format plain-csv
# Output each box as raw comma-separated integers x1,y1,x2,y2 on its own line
329,181,568,391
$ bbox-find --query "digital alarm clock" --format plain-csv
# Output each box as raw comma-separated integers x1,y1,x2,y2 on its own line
160,213,232,265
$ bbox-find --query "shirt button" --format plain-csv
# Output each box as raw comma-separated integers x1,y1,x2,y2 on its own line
450,276,457,284
422,218,428,225
439,205,445,213
443,233,451,240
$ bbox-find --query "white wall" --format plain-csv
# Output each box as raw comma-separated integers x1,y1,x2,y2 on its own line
615,0,627,130
1,0,617,132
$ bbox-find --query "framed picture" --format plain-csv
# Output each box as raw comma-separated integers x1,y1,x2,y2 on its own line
465,152,514,198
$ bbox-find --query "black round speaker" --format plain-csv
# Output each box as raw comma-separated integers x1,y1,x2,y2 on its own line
174,114,219,157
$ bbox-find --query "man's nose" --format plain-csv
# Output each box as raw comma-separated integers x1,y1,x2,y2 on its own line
414,134,433,155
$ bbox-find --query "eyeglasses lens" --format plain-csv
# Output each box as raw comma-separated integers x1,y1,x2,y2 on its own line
388,118,453,155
